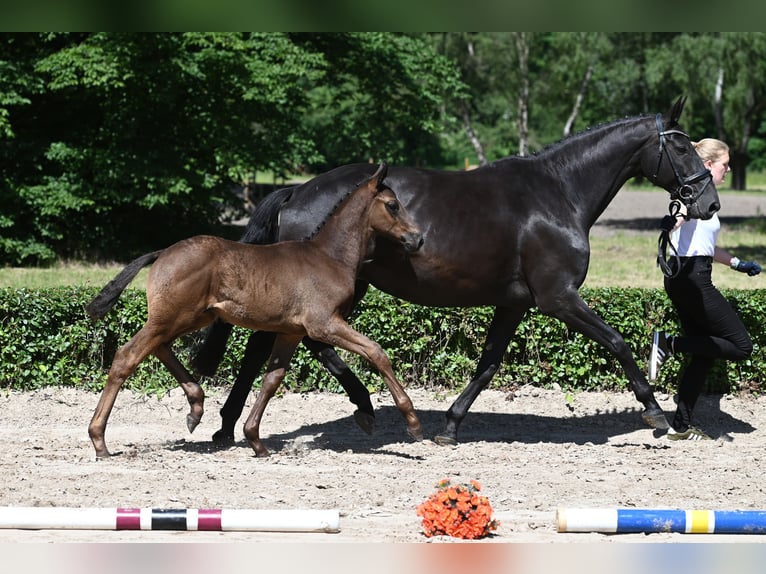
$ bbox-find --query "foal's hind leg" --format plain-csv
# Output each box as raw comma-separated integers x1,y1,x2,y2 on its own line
89,327,162,457
242,335,302,457
154,344,205,434
312,319,422,441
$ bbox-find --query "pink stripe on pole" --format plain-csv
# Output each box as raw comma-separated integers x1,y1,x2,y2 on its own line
197,509,222,531
116,508,141,530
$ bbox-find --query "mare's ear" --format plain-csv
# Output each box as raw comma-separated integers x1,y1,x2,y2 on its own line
371,162,388,190
668,95,686,126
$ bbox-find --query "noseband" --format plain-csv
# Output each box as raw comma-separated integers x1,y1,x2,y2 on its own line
652,114,712,206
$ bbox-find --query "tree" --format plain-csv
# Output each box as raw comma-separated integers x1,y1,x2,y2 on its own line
645,32,766,190
0,33,463,264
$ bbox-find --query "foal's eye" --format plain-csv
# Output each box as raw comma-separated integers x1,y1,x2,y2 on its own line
386,201,400,216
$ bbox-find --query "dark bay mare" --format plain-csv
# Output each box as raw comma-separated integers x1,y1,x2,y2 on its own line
85,164,424,457
194,97,720,446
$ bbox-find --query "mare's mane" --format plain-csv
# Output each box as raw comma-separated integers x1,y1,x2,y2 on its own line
302,173,381,241
488,114,652,168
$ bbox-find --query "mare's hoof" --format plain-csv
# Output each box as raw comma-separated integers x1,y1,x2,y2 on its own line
642,408,670,430
186,414,202,434
433,433,457,447
353,410,376,435
212,429,236,444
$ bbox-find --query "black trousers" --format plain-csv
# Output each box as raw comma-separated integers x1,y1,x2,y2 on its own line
664,256,752,431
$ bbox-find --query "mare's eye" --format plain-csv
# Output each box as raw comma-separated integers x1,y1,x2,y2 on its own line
386,201,400,216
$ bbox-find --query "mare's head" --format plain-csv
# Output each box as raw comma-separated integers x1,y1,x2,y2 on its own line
642,96,720,220
365,163,424,253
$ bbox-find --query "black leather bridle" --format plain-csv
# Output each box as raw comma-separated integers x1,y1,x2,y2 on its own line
652,114,712,205
653,114,714,278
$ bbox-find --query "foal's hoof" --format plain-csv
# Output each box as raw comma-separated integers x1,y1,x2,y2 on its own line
353,410,376,435
186,413,202,434
407,425,424,442
433,433,457,447
212,429,236,444
642,408,670,430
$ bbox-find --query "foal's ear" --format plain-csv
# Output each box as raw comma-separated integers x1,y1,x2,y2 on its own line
668,95,687,126
370,162,388,189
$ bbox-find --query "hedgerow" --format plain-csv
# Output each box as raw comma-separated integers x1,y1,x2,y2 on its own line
1,286,764,396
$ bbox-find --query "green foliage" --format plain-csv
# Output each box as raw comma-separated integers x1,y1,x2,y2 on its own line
0,32,461,265
3,286,765,397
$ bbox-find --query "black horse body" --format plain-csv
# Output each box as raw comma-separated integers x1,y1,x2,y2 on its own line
195,98,720,445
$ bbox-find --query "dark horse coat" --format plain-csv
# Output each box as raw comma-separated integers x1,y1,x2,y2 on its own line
195,97,720,446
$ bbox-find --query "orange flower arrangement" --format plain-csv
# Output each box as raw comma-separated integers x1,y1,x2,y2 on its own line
416,478,499,539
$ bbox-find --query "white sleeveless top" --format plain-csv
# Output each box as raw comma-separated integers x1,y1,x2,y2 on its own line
671,212,719,257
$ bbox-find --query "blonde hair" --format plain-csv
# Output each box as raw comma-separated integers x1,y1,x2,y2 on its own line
692,138,729,163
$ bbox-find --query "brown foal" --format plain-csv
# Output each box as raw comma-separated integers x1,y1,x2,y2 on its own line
86,163,423,457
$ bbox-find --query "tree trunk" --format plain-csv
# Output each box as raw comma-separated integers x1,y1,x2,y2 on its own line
514,33,530,157
563,64,593,138
462,103,488,166
730,150,747,190
714,68,725,140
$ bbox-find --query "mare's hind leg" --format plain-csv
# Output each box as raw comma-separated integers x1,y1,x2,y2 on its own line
213,331,276,443
435,306,525,446
154,344,204,434
242,334,302,457
310,318,422,441
89,327,163,458
302,337,376,435
541,289,669,429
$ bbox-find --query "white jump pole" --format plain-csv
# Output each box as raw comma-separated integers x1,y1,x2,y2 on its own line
0,507,340,533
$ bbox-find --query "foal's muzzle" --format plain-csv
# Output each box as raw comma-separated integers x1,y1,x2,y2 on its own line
402,232,424,253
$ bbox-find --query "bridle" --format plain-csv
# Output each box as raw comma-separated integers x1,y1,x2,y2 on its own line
652,114,713,279
652,113,712,205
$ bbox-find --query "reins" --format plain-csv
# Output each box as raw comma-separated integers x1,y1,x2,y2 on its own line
656,199,686,278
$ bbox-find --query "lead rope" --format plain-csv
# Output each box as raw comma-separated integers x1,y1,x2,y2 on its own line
657,200,685,278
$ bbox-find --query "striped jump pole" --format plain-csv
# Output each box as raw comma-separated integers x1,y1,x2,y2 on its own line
0,507,340,533
557,508,766,534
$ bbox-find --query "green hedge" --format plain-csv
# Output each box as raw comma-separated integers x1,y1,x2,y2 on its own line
1,286,765,396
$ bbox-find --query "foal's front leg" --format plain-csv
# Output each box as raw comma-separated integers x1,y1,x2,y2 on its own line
315,319,423,441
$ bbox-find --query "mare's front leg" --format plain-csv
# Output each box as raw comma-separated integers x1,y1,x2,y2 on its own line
242,335,301,457
154,344,204,433
313,319,422,441
89,328,160,457
435,306,526,446
541,288,669,429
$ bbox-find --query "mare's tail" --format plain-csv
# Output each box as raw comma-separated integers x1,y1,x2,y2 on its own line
85,251,162,320
191,185,293,377
238,185,294,244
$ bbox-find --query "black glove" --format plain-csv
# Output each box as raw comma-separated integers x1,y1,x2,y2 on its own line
660,215,677,233
735,260,762,276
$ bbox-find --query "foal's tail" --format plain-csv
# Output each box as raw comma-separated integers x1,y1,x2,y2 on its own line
85,251,162,320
